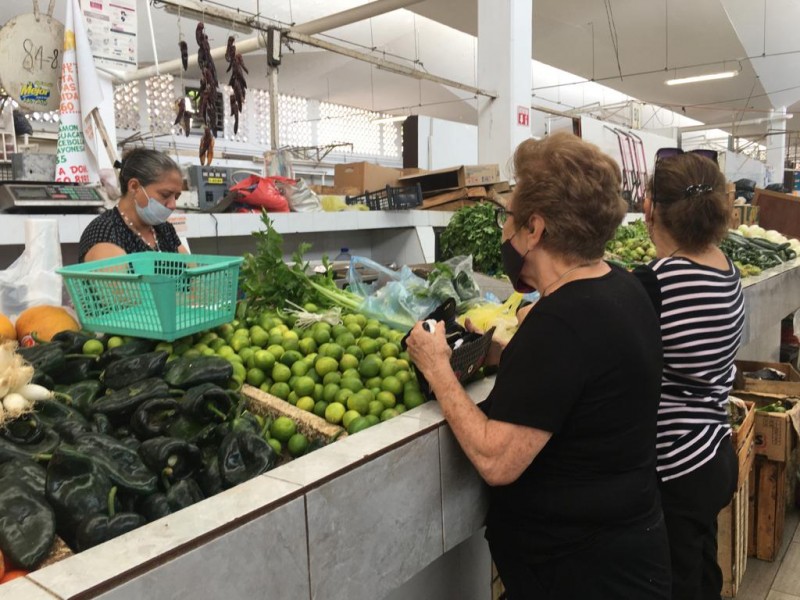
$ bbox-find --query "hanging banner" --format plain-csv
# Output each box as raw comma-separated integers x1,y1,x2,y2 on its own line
79,0,137,72
55,0,107,183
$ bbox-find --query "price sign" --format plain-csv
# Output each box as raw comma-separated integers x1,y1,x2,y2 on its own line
0,13,65,112
516,105,530,127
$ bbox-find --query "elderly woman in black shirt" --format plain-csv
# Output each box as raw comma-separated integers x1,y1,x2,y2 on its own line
79,148,187,263
407,132,671,599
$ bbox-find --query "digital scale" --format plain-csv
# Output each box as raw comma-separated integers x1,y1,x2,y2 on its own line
0,181,106,212
187,165,233,211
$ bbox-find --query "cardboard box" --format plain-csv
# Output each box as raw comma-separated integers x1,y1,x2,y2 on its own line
398,164,501,194
334,162,402,194
748,456,787,561
731,391,799,462
718,477,749,597
735,360,800,396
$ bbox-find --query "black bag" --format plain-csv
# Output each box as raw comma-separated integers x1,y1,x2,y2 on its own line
402,298,495,399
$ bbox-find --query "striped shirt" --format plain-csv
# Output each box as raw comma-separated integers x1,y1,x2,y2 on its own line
636,256,745,481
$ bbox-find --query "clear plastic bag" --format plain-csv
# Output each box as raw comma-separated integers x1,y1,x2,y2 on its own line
347,256,439,331
274,177,322,212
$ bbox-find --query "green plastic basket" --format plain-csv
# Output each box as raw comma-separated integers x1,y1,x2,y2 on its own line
57,253,243,341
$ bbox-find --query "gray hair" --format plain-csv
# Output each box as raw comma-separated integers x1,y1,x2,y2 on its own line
118,148,180,195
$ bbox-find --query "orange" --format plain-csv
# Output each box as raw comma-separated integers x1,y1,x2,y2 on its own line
0,314,15,341
15,305,79,343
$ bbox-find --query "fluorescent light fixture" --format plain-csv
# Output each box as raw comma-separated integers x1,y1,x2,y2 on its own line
665,70,739,86
372,115,408,124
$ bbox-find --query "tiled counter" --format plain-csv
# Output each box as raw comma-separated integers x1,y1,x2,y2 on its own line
6,378,495,600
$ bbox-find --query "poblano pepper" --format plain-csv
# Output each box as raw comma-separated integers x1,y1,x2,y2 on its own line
51,355,100,386
2,414,46,445
34,400,90,442
165,478,204,510
50,330,95,354
0,424,60,463
30,370,55,390
97,339,156,369
138,436,202,485
74,486,146,552
0,482,56,570
17,343,66,376
131,398,181,439
164,356,233,389
102,351,169,390
181,383,236,423
90,413,113,435
138,492,172,522
197,453,223,497
218,430,276,489
64,379,105,416
91,377,171,424
0,458,47,495
71,433,157,495
45,445,114,546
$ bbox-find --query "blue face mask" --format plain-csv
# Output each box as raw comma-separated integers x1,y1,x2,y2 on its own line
136,187,173,226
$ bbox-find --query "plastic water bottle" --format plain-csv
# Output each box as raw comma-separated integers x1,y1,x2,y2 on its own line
334,247,352,263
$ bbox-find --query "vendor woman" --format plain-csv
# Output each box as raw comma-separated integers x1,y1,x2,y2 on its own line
79,148,187,262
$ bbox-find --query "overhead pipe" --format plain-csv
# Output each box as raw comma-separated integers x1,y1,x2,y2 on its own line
107,0,422,82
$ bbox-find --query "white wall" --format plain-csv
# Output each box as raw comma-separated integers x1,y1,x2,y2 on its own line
723,150,767,187
416,116,479,170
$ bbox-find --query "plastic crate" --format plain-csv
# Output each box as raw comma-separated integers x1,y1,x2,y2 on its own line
345,183,423,210
57,253,243,341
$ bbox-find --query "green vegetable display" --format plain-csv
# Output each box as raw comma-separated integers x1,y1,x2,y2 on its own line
439,203,503,275
101,351,169,390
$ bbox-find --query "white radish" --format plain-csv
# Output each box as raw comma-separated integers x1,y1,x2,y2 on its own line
16,383,54,402
3,392,32,417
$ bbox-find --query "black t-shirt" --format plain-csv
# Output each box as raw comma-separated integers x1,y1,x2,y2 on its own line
78,207,183,262
484,265,663,560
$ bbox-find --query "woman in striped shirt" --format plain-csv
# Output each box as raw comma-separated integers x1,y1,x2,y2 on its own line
635,150,744,600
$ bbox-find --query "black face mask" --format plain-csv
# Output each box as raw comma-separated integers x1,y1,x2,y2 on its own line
501,239,535,293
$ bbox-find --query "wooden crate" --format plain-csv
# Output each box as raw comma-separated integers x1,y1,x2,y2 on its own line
718,477,749,597
731,399,757,487
747,456,787,561
491,560,506,600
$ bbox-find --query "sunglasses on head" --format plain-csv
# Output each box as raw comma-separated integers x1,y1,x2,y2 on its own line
652,148,719,203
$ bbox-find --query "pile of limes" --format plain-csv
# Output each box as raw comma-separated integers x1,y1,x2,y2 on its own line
169,310,427,436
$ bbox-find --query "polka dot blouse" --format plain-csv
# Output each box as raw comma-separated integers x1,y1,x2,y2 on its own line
78,207,182,262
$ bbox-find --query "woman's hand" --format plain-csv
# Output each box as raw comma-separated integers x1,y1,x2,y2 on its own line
464,318,506,367
405,320,452,380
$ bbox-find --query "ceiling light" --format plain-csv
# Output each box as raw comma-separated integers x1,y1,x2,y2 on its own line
665,70,739,86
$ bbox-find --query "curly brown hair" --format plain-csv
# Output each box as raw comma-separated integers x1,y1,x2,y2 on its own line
648,153,728,252
511,132,627,261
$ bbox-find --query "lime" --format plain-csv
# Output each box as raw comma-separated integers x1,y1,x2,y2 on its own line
363,323,381,338
374,337,388,349
340,378,364,393
246,368,267,387
293,375,316,397
234,327,250,338
364,414,380,426
313,328,331,345
339,353,359,371
342,409,361,429
376,390,397,409
282,338,300,353
249,326,269,348
106,336,124,350
183,349,202,360
334,388,354,405
267,344,285,359
258,314,275,331
231,361,247,381
404,391,426,409
298,337,317,356
268,326,283,337
268,333,284,347
353,314,367,328
404,380,421,394
332,324,348,338
313,400,329,418
322,343,344,361
315,356,339,377
270,416,297,443
335,332,356,349
202,348,217,356
396,370,412,385
354,388,375,404
368,400,385,418
343,314,359,326
381,375,403,396
325,402,346,424
395,404,407,414
359,354,383,378
270,381,291,400
307,369,321,384
82,339,104,356
314,383,324,401
345,345,364,361
267,438,282,455
287,391,299,405
347,393,370,416
272,363,292,383
323,383,340,403
347,416,371,435
341,368,360,381
155,341,173,354
380,408,399,421
259,381,272,393
380,343,400,359
280,350,303,367
365,376,382,390
254,350,277,372
370,387,381,398
296,396,315,412
322,371,341,385
230,336,250,352
358,337,379,355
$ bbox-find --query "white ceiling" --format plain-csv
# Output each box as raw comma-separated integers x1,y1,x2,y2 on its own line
1,0,799,146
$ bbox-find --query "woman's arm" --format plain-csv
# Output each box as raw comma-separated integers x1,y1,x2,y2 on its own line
83,242,127,263
406,321,551,486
